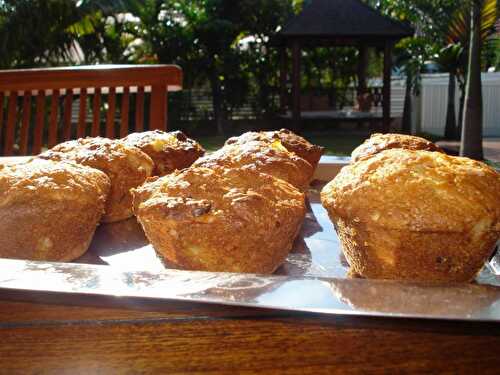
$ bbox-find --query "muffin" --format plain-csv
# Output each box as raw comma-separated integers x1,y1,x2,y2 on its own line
351,133,444,162
39,137,154,223
133,166,306,273
225,129,324,169
193,140,314,191
122,130,205,176
0,159,110,261
321,149,500,282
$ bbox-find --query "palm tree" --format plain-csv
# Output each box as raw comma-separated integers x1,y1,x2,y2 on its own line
393,38,430,134
436,43,464,140
460,0,498,159
461,1,483,159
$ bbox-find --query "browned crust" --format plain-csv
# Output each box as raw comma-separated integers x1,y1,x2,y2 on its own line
0,159,110,261
194,140,314,191
321,149,500,282
123,130,205,176
331,217,498,282
351,133,445,163
133,166,306,273
39,137,154,223
322,149,500,232
226,129,324,169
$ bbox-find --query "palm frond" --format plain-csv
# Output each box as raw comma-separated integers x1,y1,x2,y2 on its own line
447,0,498,45
481,0,498,39
447,4,468,45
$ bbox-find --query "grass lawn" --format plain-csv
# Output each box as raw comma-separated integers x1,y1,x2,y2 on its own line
197,131,368,156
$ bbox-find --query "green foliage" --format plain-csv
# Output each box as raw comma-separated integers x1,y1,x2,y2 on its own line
1,0,498,136
0,0,80,67
447,0,498,44
371,0,462,90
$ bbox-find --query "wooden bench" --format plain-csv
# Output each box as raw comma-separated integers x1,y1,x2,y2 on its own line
0,64,182,156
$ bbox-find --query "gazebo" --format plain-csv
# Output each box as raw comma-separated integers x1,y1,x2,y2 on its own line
273,0,413,131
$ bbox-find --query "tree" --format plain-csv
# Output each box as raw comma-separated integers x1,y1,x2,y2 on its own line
436,43,464,139
393,37,434,134
0,0,131,68
461,0,485,159
0,0,81,68
236,0,294,118
444,0,498,142
372,0,460,134
125,0,297,135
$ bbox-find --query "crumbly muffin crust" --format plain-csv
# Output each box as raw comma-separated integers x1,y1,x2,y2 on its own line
321,149,500,282
0,158,110,261
351,133,444,163
123,130,205,176
194,140,313,190
39,137,154,222
226,129,324,169
133,166,306,273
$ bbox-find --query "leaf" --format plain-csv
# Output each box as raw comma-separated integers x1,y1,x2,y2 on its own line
447,0,498,45
480,0,498,40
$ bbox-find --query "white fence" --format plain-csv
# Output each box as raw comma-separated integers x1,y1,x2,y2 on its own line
412,73,500,137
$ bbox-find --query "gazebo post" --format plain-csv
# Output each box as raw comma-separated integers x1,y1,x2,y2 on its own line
330,49,337,109
357,45,368,94
291,40,301,131
279,47,288,113
382,41,393,133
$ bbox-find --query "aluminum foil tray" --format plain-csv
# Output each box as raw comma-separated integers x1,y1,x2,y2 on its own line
1,156,499,321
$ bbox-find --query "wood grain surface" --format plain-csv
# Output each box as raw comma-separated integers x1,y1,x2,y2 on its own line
0,65,182,155
0,296,499,374
0,154,497,374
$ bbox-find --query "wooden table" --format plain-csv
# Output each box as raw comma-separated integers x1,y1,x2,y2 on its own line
0,293,499,374
0,157,499,374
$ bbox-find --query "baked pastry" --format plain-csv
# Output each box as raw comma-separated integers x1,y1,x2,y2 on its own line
321,149,500,282
122,130,205,176
351,133,444,162
133,166,306,273
0,159,110,261
39,137,154,223
193,140,314,190
225,129,324,169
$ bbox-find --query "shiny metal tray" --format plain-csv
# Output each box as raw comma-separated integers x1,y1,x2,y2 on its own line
1,156,499,321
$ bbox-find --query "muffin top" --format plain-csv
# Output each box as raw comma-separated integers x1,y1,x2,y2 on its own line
133,165,305,220
225,129,324,168
322,149,500,233
194,140,313,190
123,130,204,154
122,130,205,175
0,158,110,207
351,133,444,162
40,137,154,176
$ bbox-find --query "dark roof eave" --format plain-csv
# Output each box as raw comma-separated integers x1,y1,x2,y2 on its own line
269,32,413,47
279,32,413,38
273,0,414,46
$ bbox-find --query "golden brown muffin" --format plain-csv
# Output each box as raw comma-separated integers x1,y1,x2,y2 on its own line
193,140,314,191
321,149,500,283
122,130,205,176
0,159,110,261
133,166,306,273
39,137,154,223
351,133,445,162
225,129,324,169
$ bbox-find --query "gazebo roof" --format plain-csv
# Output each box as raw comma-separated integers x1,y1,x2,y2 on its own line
273,0,413,46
